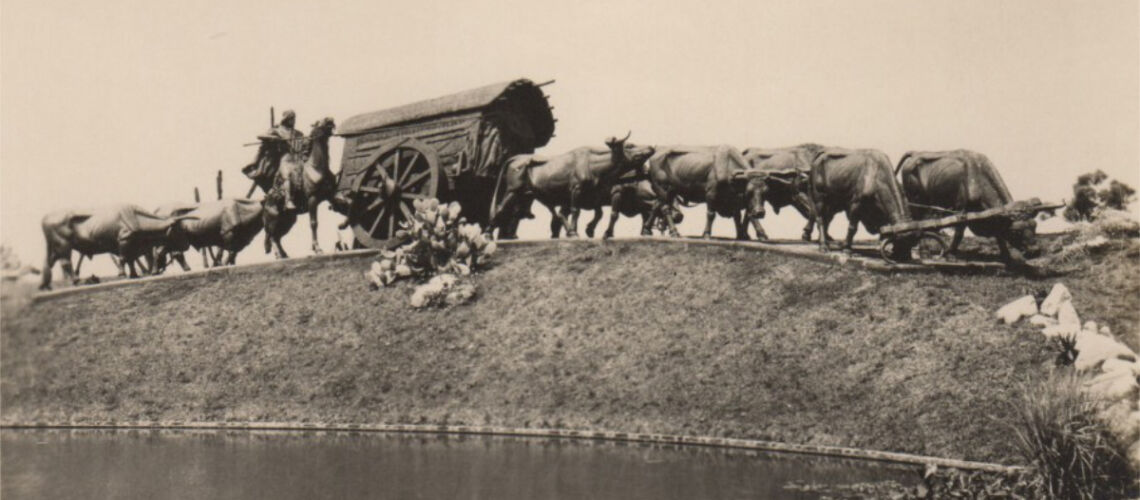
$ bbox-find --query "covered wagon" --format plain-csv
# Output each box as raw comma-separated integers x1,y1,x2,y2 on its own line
333,78,555,247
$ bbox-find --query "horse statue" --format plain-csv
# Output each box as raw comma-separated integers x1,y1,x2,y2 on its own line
262,117,337,258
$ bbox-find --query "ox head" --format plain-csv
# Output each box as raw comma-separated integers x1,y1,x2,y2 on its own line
1007,217,1040,258
730,170,796,220
605,131,655,173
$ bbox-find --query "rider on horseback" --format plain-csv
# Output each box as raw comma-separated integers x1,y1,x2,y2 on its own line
265,110,305,210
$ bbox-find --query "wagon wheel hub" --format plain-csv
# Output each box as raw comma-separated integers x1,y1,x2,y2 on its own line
347,139,441,248
382,176,400,198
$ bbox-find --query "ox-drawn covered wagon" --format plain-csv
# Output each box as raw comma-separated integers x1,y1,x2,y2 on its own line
333,79,555,248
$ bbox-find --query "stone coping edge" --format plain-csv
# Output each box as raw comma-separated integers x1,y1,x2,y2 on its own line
0,420,1021,474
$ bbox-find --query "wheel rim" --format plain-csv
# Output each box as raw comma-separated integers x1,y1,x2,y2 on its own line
914,232,949,261
350,140,439,248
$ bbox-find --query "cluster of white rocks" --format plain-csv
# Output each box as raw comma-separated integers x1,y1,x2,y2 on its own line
997,283,1140,465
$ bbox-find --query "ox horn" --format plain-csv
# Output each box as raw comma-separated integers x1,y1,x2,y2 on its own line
620,130,631,142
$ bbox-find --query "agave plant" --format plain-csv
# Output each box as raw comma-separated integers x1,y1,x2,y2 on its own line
365,198,496,307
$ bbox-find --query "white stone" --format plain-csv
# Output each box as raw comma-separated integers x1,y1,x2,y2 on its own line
1083,321,1098,333
1101,358,1135,376
1029,315,1058,327
1057,300,1081,327
1086,369,1139,400
1042,323,1080,339
1074,331,1138,371
996,295,1038,324
1099,325,1112,336
1039,283,1072,316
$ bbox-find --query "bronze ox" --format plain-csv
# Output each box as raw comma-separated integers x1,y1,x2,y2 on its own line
896,149,1038,261
809,147,913,258
742,145,820,241
40,204,196,290
551,177,684,238
152,198,266,272
644,145,771,240
493,132,656,237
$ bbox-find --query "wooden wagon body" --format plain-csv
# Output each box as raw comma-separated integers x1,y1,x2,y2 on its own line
334,79,555,247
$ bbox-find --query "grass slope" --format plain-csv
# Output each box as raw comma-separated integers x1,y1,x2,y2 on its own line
3,239,1137,464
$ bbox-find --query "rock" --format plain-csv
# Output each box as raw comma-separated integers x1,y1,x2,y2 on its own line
1086,369,1139,400
1100,358,1136,376
1099,325,1112,336
1042,323,1080,339
1039,283,1072,316
1057,300,1081,327
1083,235,1110,249
996,295,1037,324
1083,320,1098,333
1074,331,1138,371
1029,315,1058,327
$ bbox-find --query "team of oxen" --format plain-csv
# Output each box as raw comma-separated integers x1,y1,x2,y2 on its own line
40,129,1034,290
490,137,1034,261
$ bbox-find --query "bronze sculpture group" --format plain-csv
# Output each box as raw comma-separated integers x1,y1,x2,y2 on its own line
39,95,1042,291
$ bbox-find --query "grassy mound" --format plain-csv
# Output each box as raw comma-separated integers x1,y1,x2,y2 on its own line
3,237,1137,464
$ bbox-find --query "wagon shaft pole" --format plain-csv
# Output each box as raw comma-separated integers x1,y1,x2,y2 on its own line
216,170,223,200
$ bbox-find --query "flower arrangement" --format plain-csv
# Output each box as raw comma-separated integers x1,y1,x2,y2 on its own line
365,198,496,308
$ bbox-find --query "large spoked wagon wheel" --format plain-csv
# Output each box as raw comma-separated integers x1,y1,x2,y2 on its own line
349,138,440,248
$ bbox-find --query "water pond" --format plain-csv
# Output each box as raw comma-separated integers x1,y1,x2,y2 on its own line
2,429,918,499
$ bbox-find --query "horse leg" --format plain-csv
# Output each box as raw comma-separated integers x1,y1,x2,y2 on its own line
309,202,323,254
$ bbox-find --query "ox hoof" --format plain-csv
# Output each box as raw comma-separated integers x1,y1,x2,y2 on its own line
585,227,597,238
603,231,614,240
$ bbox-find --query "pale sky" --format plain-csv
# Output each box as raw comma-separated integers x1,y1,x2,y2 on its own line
2,0,1137,275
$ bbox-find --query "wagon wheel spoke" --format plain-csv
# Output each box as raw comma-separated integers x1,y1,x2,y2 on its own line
398,151,421,185
403,171,431,191
387,204,399,238
401,192,427,201
357,185,382,194
369,204,390,235
398,201,415,223
365,196,385,213
390,150,402,183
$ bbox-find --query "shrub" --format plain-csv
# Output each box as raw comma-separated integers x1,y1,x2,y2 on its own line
1009,372,1137,499
365,198,496,308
